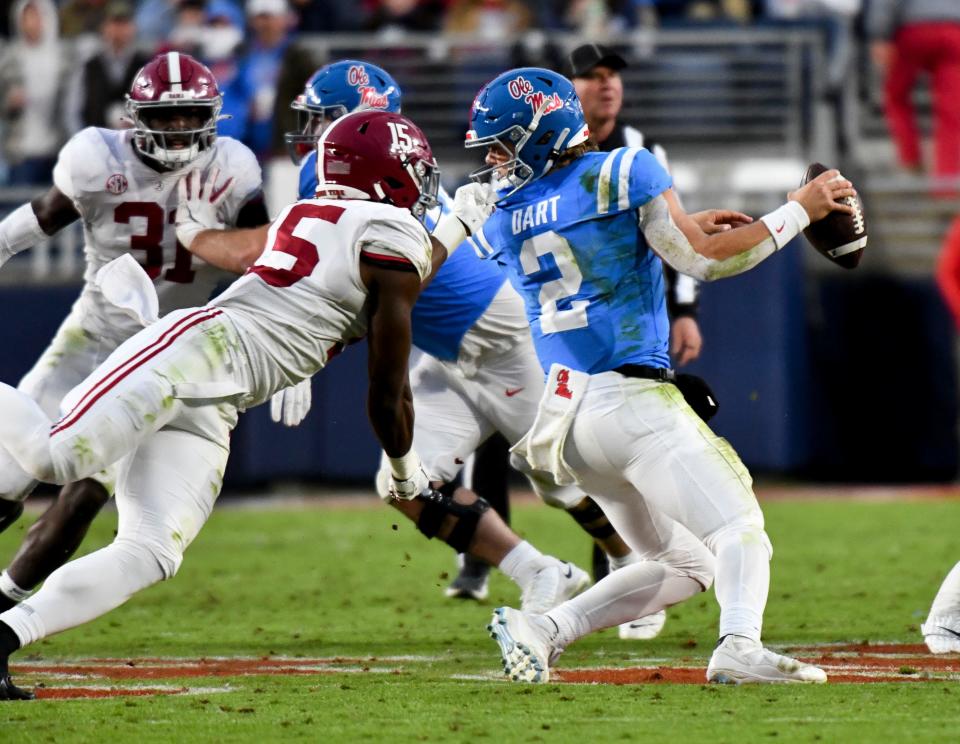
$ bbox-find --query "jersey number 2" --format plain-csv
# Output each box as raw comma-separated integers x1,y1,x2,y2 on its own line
520,231,589,333
250,203,345,287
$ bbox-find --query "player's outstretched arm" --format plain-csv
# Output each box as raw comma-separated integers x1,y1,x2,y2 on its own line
0,187,79,269
361,261,429,500
641,170,856,281
175,169,271,274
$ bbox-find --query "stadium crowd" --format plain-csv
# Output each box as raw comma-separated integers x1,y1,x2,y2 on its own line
2,1,958,186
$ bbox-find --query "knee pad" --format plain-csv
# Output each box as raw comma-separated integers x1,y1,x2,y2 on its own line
415,489,491,554
708,522,773,562
567,496,617,540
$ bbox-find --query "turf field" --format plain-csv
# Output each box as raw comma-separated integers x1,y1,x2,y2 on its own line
0,489,957,742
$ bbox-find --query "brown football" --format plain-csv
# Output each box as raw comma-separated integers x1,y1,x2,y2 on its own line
800,162,867,269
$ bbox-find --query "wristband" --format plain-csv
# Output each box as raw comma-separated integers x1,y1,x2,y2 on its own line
388,449,421,481
759,200,810,251
432,213,468,254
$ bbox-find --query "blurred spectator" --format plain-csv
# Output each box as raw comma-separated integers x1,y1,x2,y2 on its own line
365,0,444,33
202,0,253,142
135,0,199,45
59,0,109,38
0,0,70,185
65,2,151,132
236,0,298,159
165,0,210,56
867,0,960,179
766,1,859,91
444,0,531,36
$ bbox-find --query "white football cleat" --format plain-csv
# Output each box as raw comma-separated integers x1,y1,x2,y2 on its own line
707,635,827,684
619,609,667,640
921,616,960,654
487,607,554,683
521,559,590,615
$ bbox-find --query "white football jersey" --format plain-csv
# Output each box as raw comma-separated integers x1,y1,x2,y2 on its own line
53,127,262,342
212,198,432,404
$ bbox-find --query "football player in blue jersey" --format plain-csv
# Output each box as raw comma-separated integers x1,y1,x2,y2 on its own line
177,59,636,615
451,67,857,684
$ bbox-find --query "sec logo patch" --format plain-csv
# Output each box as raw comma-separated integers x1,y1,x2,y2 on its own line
105,174,128,195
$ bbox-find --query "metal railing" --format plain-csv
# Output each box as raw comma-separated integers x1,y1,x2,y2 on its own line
1,27,831,283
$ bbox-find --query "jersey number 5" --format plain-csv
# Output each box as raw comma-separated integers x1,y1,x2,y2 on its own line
250,203,345,287
520,231,589,333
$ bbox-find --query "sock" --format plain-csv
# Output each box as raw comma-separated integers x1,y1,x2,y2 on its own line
545,560,702,649
608,551,639,572
929,561,960,619
713,529,771,643
498,541,545,590
0,571,30,605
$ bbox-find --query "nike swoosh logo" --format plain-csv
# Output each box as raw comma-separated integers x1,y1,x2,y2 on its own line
938,625,960,639
505,388,524,397
562,563,572,579
775,222,786,234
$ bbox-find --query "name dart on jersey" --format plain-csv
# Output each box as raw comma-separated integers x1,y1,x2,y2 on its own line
511,195,560,235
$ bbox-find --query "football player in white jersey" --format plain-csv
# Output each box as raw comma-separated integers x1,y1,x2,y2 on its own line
0,52,269,614
0,109,501,700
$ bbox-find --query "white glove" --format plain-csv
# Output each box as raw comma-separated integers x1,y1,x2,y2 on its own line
374,451,430,502
432,182,497,253
175,167,235,248
452,182,497,236
269,378,312,427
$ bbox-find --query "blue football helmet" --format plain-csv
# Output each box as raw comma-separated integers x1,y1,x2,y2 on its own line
285,60,402,164
465,67,589,195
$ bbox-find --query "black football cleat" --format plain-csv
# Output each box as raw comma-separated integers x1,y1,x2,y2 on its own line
0,673,34,701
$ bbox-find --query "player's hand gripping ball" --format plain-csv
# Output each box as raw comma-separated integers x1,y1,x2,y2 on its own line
800,162,867,269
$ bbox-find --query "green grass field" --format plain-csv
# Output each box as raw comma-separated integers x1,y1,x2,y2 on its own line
0,492,957,742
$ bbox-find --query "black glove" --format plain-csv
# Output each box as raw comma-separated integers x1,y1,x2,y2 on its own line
673,374,719,423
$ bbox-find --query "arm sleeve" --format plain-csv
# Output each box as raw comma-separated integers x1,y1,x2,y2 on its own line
638,194,777,282
358,214,433,280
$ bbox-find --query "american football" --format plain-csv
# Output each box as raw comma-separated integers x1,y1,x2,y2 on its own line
801,162,868,269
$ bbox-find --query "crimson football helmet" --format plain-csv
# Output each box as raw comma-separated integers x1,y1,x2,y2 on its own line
315,110,439,220
126,52,222,168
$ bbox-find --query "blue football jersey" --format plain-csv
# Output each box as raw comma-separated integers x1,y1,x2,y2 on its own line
468,147,673,374
298,156,505,363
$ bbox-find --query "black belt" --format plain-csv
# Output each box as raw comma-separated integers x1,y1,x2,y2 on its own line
613,364,675,382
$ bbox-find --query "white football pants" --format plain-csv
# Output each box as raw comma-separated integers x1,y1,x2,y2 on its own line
0,307,246,647
548,373,770,643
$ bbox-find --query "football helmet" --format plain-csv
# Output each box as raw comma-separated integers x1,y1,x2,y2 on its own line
126,52,222,169
466,67,589,195
315,110,439,220
285,60,402,164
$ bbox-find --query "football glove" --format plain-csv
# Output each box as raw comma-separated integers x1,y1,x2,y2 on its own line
269,378,312,427
175,167,234,249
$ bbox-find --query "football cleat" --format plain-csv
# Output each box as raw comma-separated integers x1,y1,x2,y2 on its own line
445,555,490,602
707,635,827,684
520,559,590,615
487,607,554,683
921,616,960,654
618,609,667,640
0,675,34,701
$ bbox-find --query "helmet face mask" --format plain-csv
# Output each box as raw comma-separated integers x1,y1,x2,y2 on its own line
129,102,220,168
465,68,589,198
126,52,222,170
285,60,402,166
